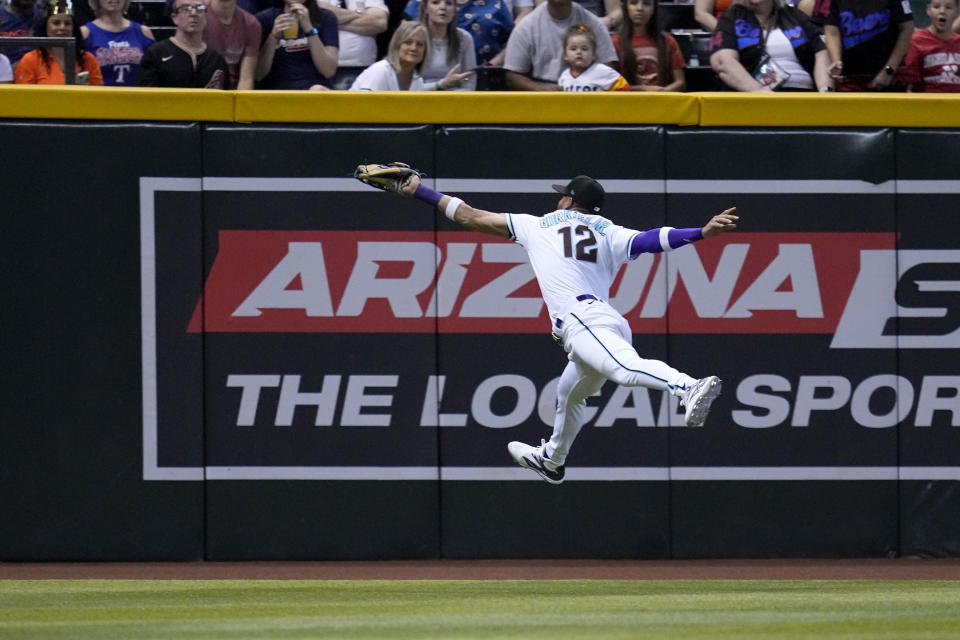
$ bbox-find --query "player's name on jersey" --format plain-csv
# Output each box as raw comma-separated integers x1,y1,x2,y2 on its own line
538,210,612,235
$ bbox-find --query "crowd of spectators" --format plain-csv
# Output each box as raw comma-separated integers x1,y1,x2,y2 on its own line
1,0,958,90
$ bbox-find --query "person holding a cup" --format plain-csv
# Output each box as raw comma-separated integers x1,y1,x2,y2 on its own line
255,0,339,88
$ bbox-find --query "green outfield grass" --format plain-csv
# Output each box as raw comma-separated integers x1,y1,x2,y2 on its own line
1,579,959,639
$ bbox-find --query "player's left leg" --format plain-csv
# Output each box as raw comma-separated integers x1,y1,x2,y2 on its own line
565,316,697,395
543,358,606,466
564,311,721,427
507,357,602,484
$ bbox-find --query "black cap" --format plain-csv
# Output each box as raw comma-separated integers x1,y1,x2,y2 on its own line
552,175,605,213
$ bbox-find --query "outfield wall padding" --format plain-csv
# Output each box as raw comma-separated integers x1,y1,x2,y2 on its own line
0,121,205,560
1,121,958,560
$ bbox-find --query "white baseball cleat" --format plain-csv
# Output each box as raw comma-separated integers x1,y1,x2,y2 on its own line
681,376,722,427
508,439,565,484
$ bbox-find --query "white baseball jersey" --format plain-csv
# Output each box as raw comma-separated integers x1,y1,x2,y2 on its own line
507,209,637,326
558,62,630,92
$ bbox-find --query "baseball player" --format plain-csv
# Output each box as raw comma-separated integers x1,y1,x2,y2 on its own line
355,163,738,484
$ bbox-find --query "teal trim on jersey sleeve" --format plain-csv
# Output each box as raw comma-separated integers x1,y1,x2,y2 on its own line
626,231,640,261
506,213,518,241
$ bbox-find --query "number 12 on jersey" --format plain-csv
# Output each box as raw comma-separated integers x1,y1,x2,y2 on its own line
558,225,598,263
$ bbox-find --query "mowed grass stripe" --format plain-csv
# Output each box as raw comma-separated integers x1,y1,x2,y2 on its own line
1,580,958,639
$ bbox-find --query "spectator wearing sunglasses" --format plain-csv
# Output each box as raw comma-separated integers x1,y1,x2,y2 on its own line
137,0,228,87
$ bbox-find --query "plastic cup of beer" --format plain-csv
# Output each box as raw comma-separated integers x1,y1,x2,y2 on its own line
283,19,298,38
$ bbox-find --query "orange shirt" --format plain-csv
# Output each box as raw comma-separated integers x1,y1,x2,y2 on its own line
714,0,733,18
14,49,103,85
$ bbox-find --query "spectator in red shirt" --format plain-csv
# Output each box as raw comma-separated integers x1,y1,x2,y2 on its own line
611,0,686,91
205,0,261,88
898,0,960,90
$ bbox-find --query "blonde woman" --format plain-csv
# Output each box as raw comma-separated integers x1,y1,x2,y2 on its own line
81,0,154,85
349,19,428,89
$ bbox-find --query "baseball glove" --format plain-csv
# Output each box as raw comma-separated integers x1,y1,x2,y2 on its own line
354,162,422,195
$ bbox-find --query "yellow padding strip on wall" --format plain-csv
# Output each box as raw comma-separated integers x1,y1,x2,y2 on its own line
0,85,235,121
1,85,959,127
699,91,960,128
232,90,700,125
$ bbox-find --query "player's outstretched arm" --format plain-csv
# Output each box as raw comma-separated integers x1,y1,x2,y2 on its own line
353,162,510,237
701,208,739,238
402,171,511,239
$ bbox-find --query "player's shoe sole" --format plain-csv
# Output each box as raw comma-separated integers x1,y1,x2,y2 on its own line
508,440,565,484
683,376,722,427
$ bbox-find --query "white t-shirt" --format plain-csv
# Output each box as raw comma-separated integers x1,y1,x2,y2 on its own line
558,61,628,90
507,209,637,324
764,27,813,89
503,2,616,83
420,28,477,90
349,58,426,90
337,0,389,67
0,53,12,83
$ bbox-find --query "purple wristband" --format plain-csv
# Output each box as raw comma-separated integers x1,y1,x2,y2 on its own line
629,227,702,258
668,227,703,247
414,184,444,207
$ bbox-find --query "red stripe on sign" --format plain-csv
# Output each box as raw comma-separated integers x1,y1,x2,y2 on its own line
186,230,895,334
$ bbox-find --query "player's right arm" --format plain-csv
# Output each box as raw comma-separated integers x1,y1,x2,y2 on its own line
441,196,510,238
402,172,510,238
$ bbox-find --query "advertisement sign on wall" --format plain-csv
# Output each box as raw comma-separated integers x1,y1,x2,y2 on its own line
142,176,960,482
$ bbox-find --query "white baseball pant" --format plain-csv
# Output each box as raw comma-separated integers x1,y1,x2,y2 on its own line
545,299,697,465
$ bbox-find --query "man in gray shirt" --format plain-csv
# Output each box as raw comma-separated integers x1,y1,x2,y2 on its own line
503,0,616,90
